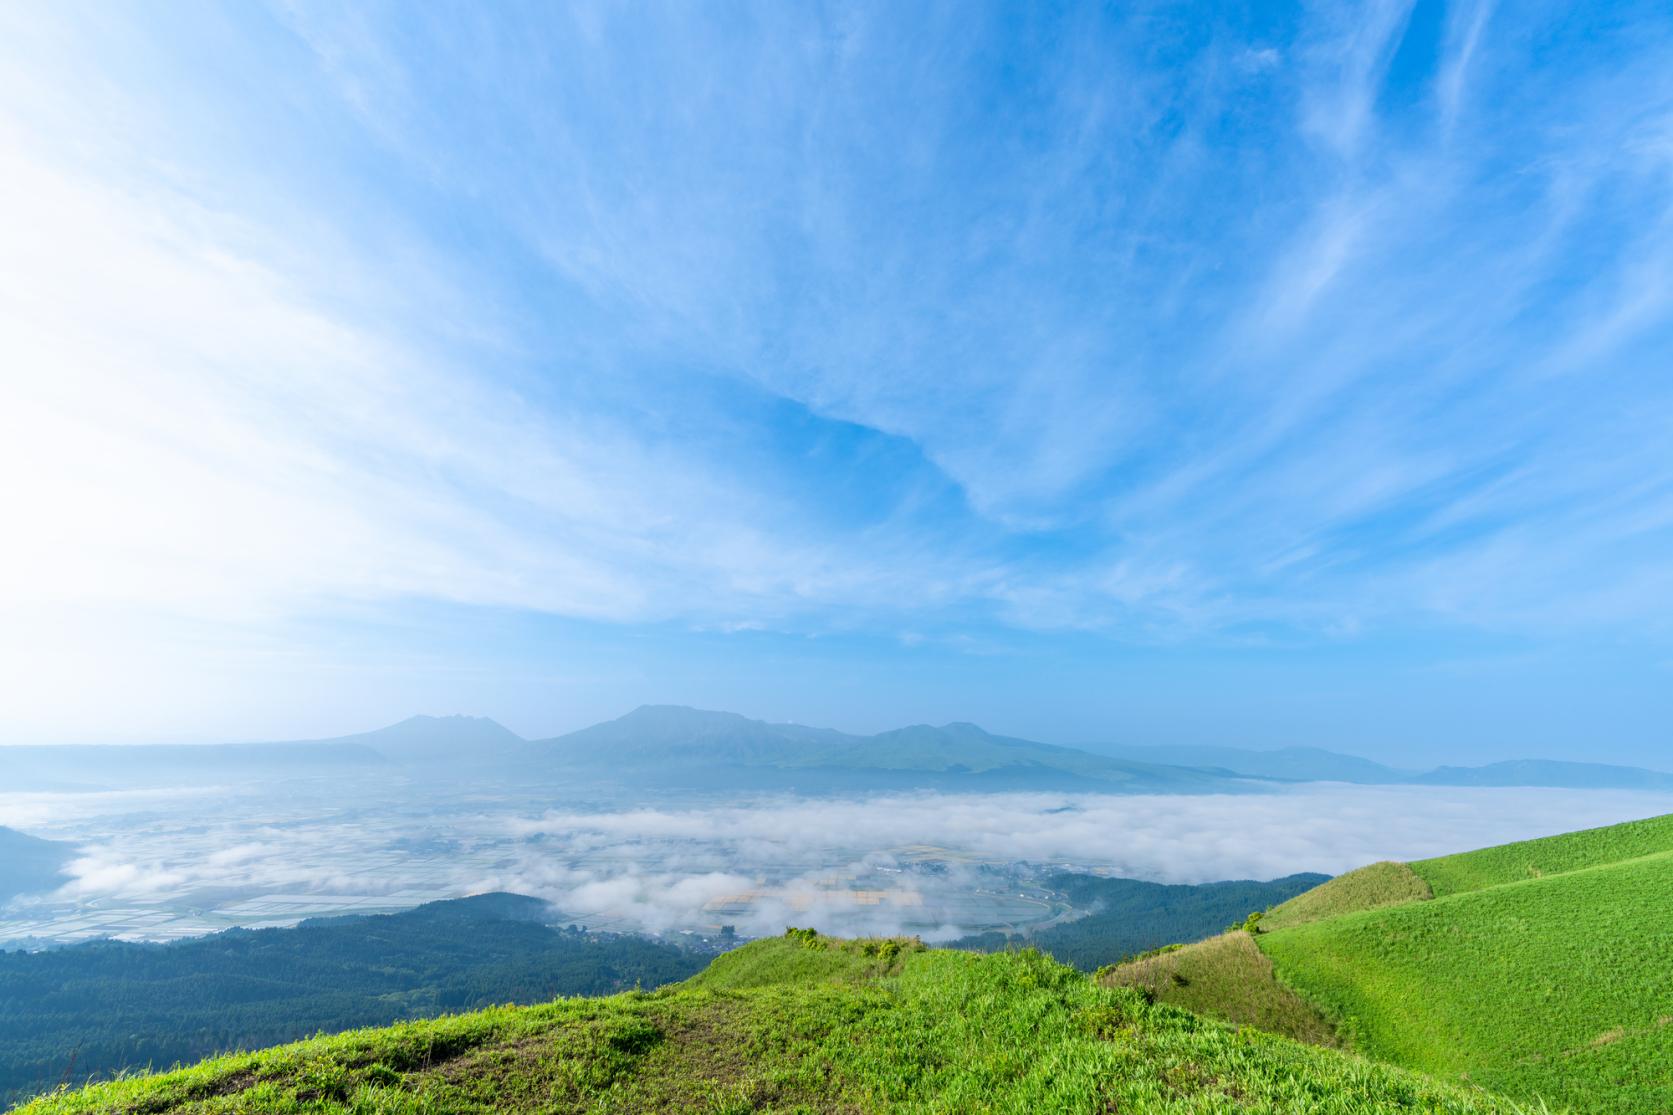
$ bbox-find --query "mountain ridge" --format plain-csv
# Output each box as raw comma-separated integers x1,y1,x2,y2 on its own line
7,705,1670,791
531,705,1239,793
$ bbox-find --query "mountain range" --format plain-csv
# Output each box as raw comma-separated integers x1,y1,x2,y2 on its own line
303,705,1673,792
527,706,1232,792
4,705,1670,793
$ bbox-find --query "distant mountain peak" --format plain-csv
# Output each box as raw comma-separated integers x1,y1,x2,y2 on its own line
380,713,519,734
622,704,751,723
393,713,510,729
341,714,526,762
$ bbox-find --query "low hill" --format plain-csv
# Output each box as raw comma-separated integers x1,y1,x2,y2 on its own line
1258,861,1431,931
0,894,704,1108
1412,759,1673,790
1411,810,1673,896
1083,741,1673,789
954,871,1328,970
1103,812,1673,1115
20,933,1521,1114
0,827,74,904
1084,742,1412,784
314,714,527,766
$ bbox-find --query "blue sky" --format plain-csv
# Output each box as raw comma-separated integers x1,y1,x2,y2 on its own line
1,1,1670,764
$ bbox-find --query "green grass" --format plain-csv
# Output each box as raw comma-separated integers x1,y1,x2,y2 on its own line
1260,862,1432,931
1261,848,1673,1115
1099,932,1339,1048
17,933,1521,1115
1113,812,1673,1115
1410,812,1673,897
1091,812,1673,1114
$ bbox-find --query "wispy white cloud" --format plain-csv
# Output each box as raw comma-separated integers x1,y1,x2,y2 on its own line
1,3,1672,743
1436,0,1496,131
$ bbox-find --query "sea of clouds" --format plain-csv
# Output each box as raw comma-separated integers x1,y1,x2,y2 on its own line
6,784,1671,941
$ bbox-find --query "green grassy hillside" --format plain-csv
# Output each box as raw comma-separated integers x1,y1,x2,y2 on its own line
1409,812,1673,897
19,933,1520,1115
1260,862,1431,931
1265,850,1673,1113
1099,933,1339,1048
1104,811,1673,1115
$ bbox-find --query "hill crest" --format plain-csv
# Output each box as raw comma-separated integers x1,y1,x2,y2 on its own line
18,934,1525,1114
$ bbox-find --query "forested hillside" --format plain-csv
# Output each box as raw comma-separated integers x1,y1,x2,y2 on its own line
952,871,1327,970
0,894,703,1108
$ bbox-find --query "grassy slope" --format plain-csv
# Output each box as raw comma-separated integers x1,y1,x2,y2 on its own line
1262,848,1673,1115
1098,812,1673,1115
1410,812,1673,897
1260,862,1432,931
17,936,1519,1115
1099,933,1339,1048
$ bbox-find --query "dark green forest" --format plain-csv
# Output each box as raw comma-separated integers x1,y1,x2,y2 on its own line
953,872,1328,971
0,893,704,1107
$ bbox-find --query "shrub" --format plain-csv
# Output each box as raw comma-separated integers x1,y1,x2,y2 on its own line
783,927,824,950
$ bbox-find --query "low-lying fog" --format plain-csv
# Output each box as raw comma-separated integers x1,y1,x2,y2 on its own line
4,784,1669,945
